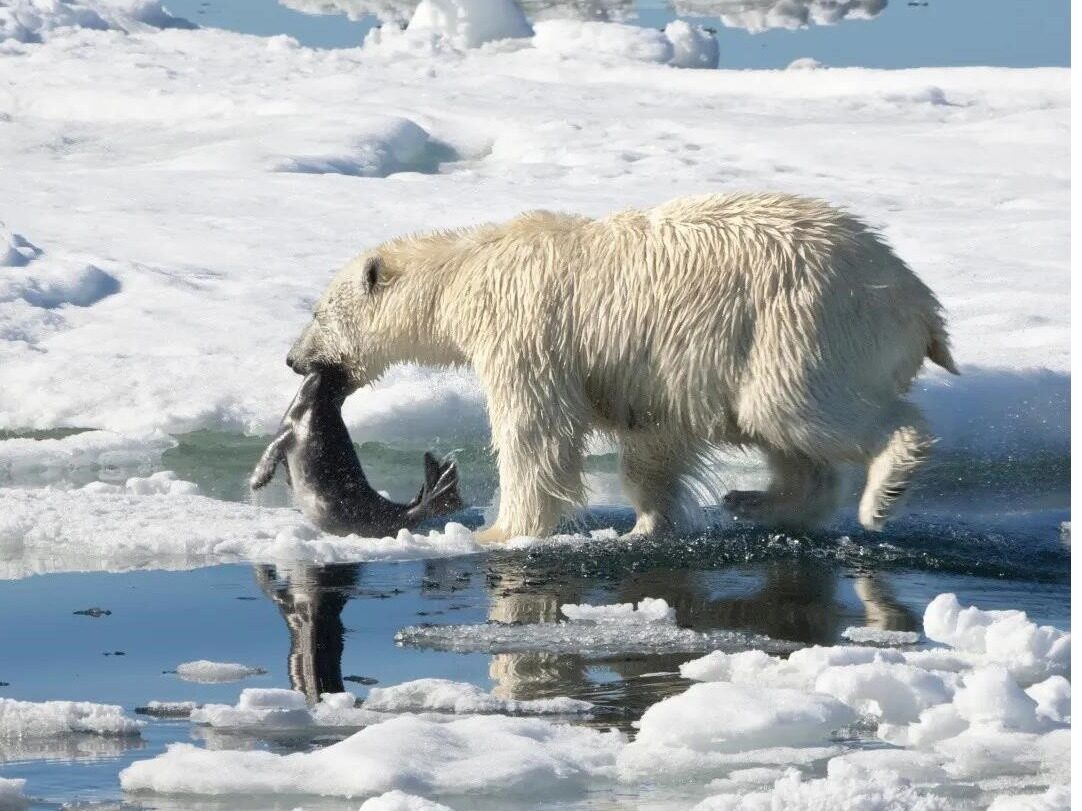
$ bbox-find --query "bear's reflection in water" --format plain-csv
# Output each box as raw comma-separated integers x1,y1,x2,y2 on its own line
249,556,917,726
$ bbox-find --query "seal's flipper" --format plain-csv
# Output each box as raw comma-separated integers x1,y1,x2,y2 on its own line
249,427,293,490
406,453,464,522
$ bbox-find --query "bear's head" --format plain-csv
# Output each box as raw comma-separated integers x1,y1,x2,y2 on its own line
287,246,457,392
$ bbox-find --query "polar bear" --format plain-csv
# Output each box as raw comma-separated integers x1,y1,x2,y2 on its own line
287,193,957,542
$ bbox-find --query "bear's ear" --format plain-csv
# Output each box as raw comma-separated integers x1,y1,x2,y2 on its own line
362,256,382,295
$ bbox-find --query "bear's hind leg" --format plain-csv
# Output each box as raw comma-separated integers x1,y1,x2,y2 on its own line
724,450,840,530
620,433,702,537
858,400,933,531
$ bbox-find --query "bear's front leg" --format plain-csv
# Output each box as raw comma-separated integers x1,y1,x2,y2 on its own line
479,396,588,543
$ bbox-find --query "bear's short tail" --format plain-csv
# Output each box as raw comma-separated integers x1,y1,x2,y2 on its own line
926,319,960,375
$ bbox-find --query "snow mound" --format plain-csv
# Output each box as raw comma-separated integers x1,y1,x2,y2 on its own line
0,484,481,580
364,678,593,715
560,596,675,625
120,714,625,797
841,627,921,645
0,224,40,267
0,430,174,482
0,697,142,737
664,20,719,69
923,593,1070,683
175,660,267,683
13,264,120,309
0,0,194,44
271,118,458,178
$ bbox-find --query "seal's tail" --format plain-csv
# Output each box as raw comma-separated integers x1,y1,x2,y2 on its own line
407,453,464,522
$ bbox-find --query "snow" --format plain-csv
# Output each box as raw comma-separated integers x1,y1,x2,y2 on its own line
119,714,626,797
841,627,920,645
363,678,592,715
0,0,194,44
175,660,267,683
0,697,142,737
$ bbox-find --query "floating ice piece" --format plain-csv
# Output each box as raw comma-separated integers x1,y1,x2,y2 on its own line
120,714,625,797
0,698,142,737
364,678,592,715
987,785,1071,810
176,660,267,684
692,766,951,810
560,597,675,625
396,618,787,657
135,701,200,719
923,594,1070,684
679,645,905,689
359,791,456,811
841,626,920,645
787,57,826,70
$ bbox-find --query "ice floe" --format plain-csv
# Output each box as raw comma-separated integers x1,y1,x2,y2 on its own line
396,597,792,656
191,689,377,729
358,792,456,811
176,660,267,683
0,430,175,484
0,0,194,44
0,697,142,737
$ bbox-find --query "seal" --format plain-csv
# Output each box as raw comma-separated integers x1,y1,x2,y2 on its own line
250,369,463,535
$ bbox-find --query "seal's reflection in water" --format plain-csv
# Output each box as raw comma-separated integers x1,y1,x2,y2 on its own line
482,557,919,724
254,563,361,702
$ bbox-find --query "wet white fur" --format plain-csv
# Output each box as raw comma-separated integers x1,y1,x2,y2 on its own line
293,193,956,541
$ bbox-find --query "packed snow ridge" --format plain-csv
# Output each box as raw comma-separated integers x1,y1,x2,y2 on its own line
120,594,1068,808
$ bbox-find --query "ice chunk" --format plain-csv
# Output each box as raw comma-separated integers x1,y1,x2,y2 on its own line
82,470,199,496
176,660,267,684
841,627,920,645
120,714,625,797
923,594,1070,683
813,662,955,724
135,701,200,719
0,776,26,808
0,697,142,737
363,678,592,715
407,0,532,48
787,57,826,70
1026,676,1070,724
560,597,675,624
190,689,377,729
664,20,719,69
679,645,904,689
0,225,40,267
